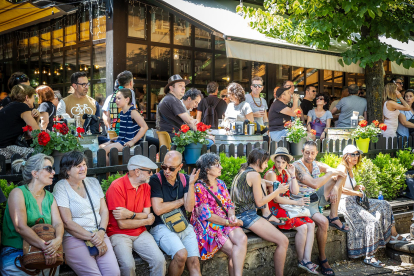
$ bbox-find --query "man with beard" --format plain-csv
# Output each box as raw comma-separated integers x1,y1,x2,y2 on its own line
106,155,166,276
293,141,349,276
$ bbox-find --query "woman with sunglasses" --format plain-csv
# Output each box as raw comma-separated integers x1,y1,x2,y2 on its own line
306,93,332,140
191,153,247,275
53,151,120,276
336,145,407,268
1,154,64,275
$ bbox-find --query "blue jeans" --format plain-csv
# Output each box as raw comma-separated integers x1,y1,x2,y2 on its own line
269,129,288,142
236,209,261,229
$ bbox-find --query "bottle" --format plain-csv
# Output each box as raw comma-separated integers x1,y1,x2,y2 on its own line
378,191,384,200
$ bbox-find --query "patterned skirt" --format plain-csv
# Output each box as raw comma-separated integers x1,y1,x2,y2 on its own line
338,196,394,258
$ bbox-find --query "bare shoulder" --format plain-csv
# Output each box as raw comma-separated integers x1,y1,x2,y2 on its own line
336,164,346,172
316,161,330,172
9,187,23,200
264,170,277,181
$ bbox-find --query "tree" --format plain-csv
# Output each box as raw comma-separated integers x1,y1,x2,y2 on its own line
238,0,414,121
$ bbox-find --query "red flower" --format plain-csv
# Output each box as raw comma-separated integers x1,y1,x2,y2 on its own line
294,109,302,117
311,129,316,135
38,132,50,146
181,124,190,133
358,120,368,127
379,123,387,131
372,120,379,127
22,125,33,132
53,123,62,131
60,123,69,135
175,133,181,137
284,121,293,128
77,127,85,134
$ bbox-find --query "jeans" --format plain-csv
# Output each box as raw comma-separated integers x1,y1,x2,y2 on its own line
269,129,288,142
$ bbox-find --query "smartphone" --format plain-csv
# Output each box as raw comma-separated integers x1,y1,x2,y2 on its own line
273,181,280,191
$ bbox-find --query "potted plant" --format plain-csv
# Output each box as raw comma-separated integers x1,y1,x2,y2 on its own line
351,120,386,153
172,122,211,164
30,122,85,173
284,109,316,155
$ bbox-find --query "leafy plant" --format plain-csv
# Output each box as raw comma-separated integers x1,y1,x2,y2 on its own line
319,153,342,169
101,173,125,194
354,157,381,198
350,120,385,142
172,123,211,153
219,153,247,189
0,179,17,224
396,149,414,171
285,109,312,143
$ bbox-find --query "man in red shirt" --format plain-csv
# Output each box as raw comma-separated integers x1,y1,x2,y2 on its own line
106,155,166,276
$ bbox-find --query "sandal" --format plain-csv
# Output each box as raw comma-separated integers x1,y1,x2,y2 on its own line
298,260,319,275
326,216,349,233
262,213,285,226
389,234,409,244
363,258,385,268
318,258,335,276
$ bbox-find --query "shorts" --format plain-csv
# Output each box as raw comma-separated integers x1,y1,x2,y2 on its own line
269,129,288,142
150,224,200,259
306,185,330,217
236,209,261,229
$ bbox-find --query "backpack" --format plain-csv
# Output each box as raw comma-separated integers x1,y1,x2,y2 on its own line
156,172,187,188
202,98,221,128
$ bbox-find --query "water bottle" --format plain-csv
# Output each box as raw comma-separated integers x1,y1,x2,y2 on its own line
91,139,98,166
378,191,384,200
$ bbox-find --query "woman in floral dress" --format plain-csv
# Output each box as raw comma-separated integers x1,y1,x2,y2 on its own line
264,147,318,275
191,153,247,276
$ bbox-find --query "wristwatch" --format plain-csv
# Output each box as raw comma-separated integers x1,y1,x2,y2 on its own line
130,213,136,219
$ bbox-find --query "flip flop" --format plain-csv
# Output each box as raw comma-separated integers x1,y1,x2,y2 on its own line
389,234,409,244
263,213,285,226
326,216,349,233
318,258,335,276
298,260,319,275
363,258,385,268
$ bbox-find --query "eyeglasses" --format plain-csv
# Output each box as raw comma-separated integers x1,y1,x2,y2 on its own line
137,168,153,173
161,164,181,172
396,81,404,85
348,153,360,158
221,95,227,98
316,96,325,101
212,163,222,168
310,90,317,93
42,166,54,174
76,82,90,88
252,84,263,88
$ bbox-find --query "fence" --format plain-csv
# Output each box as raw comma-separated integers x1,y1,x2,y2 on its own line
0,135,412,183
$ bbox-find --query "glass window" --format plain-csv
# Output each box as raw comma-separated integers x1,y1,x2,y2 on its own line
292,67,305,94
18,58,29,76
5,41,12,59
151,47,170,82
93,82,106,99
150,8,170,44
29,56,40,87
149,83,168,120
0,43,3,60
333,71,343,97
233,59,249,84
306,68,318,88
174,17,191,46
41,28,51,52
93,44,106,80
128,4,146,39
127,43,147,80
79,47,91,77
93,7,106,40
53,51,64,84
195,27,210,49
65,49,76,82
173,49,192,80
65,14,77,46
409,77,414,89
134,83,147,119
194,51,212,85
215,36,225,51
29,29,39,54
19,36,29,56
80,10,90,41
53,21,63,49
41,54,51,85
215,53,230,87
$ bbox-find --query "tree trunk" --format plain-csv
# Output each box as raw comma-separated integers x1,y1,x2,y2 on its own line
365,60,384,122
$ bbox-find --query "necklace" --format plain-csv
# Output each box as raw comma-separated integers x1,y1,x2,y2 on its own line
251,95,263,107
27,185,43,197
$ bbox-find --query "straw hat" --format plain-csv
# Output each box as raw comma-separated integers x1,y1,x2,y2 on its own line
270,147,294,162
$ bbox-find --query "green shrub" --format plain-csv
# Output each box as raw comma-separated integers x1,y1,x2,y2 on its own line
396,149,414,171
101,173,125,194
0,179,17,224
354,157,381,198
219,153,247,189
319,153,342,169
373,153,407,200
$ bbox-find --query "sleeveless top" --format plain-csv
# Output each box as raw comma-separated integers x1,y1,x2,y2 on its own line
292,159,321,199
341,172,356,199
382,101,400,138
2,185,54,249
114,106,140,145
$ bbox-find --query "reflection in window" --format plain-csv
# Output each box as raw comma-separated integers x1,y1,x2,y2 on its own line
128,5,146,39
65,49,76,82
29,56,40,87
79,47,91,77
151,47,170,82
5,41,12,59
93,44,106,80
19,36,29,57
127,43,147,80
173,49,191,80
195,27,210,49
292,67,305,93
233,59,249,84
65,14,76,46
93,7,106,40
53,51,64,83
41,54,51,85
53,21,63,49
0,43,3,60
174,17,191,46
80,10,90,41
41,29,51,52
306,68,318,88
29,29,39,54
19,58,29,78
323,70,333,82
150,8,170,44
252,62,266,80
93,83,106,99
215,54,230,87
149,83,166,120
215,36,225,51
274,65,291,87
410,77,414,88
194,52,212,85
134,84,147,119
333,71,343,97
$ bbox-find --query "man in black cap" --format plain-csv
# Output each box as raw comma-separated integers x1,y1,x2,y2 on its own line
268,87,300,142
158,75,196,138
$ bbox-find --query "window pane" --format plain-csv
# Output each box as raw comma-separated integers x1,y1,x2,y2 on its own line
151,47,170,82
174,17,191,46
53,51,64,83
18,58,28,77
150,83,167,120
195,27,210,49
306,68,318,88
134,83,147,119
357,79,365,87
65,14,77,46
233,59,249,85
292,67,305,94
0,43,3,60
5,41,12,59
80,10,90,41
65,49,76,82
150,8,170,44
93,7,106,40
333,71,343,97
215,53,230,87
215,36,225,51
53,21,63,49
173,49,192,80
29,56,40,87
79,47,91,77
194,51,212,85
93,83,106,99
323,70,333,82
93,44,106,80
128,4,146,39
29,29,39,54
41,54,51,85
127,43,147,80
410,77,414,89
41,29,51,52
19,36,29,56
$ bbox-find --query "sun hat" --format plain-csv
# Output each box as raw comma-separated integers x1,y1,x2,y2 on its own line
342,145,363,156
127,155,158,171
164,74,190,94
270,147,294,162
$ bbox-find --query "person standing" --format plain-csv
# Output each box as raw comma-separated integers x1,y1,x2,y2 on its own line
397,89,414,138
300,86,317,121
196,82,227,129
331,84,367,127
330,87,349,126
245,77,269,127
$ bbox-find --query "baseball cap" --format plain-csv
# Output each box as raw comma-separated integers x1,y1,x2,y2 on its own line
127,155,158,170
276,87,290,98
342,145,363,156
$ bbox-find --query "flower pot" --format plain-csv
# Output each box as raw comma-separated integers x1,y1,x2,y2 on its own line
355,138,370,153
289,139,306,156
184,143,203,164
52,150,66,175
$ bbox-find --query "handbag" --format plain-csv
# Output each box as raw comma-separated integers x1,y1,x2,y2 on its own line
348,171,370,210
310,118,326,137
83,180,100,256
279,204,311,218
15,218,63,276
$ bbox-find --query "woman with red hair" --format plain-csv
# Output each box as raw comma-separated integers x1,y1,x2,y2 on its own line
36,85,56,131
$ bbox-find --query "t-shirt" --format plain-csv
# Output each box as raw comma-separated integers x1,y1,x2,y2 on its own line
329,99,340,113
149,171,189,228
197,95,227,129
0,102,31,148
397,110,414,138
268,98,275,110
336,95,367,127
0,96,11,108
245,94,268,125
224,101,253,122
300,99,315,117
57,94,97,125
106,174,151,237
307,109,333,124
38,101,56,131
53,177,104,237
158,93,187,135
268,100,291,131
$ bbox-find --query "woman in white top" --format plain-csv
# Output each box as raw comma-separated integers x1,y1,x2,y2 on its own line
53,151,120,276
397,89,414,138
224,82,254,122
336,145,407,268
382,83,411,138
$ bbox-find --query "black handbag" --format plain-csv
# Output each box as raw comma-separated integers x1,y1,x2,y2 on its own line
348,171,370,210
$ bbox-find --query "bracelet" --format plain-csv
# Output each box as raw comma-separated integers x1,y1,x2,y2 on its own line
130,213,136,219
98,227,106,233
291,176,296,180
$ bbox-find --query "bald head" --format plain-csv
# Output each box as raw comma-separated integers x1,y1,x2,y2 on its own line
164,150,183,165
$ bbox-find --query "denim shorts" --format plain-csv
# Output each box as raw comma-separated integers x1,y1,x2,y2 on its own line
269,129,288,142
306,185,330,217
236,209,261,229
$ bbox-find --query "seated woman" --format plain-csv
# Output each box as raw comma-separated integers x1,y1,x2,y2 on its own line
191,153,247,276
306,93,332,140
53,151,120,276
230,148,289,276
0,84,40,148
0,154,64,276
0,72,30,110
224,82,254,123
337,145,407,268
264,147,317,274
36,85,56,132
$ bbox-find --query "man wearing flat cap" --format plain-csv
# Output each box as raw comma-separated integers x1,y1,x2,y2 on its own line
106,155,166,276
158,74,197,138
268,86,300,142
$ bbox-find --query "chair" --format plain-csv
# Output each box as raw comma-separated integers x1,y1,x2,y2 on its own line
156,131,172,150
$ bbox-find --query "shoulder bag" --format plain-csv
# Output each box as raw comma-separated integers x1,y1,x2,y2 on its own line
198,181,228,217
347,171,370,210
83,180,100,256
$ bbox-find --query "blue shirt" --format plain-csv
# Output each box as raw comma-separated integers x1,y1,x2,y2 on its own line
397,110,414,137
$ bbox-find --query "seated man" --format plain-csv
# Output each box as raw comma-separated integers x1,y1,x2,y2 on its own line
293,140,349,276
149,151,201,276
106,155,166,276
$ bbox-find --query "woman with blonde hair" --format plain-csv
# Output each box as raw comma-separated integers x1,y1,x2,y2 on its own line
382,83,410,138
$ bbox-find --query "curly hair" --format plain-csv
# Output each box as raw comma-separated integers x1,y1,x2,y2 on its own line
196,153,221,186
227,82,245,103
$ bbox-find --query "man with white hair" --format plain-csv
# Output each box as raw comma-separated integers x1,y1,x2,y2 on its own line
106,155,166,276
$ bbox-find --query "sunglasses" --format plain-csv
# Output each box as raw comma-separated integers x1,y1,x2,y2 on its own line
161,164,181,172
221,95,227,98
316,96,325,101
252,84,263,88
348,153,360,158
396,82,404,85
311,90,317,93
42,166,54,174
137,168,153,173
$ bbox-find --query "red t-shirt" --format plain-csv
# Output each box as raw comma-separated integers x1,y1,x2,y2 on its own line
106,174,151,237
